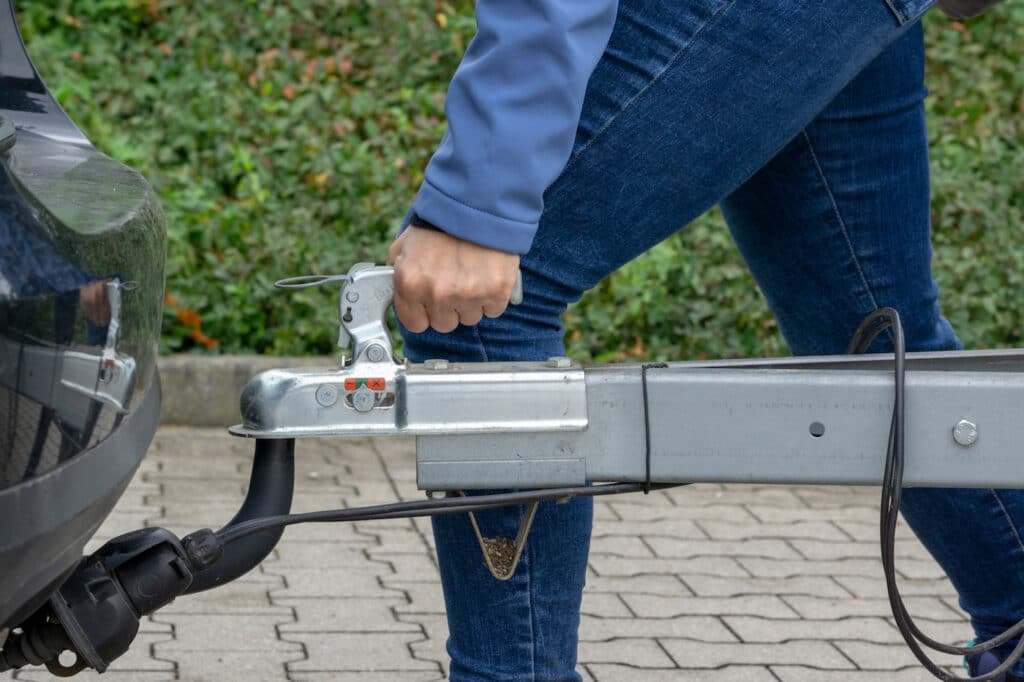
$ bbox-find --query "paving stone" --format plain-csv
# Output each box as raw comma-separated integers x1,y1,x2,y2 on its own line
723,616,900,643
833,519,920,542
579,615,736,642
835,640,962,670
834,575,956,600
584,574,693,596
290,673,442,681
623,594,801,620
159,576,290,615
175,650,303,682
365,552,440,582
738,557,884,579
771,667,944,681
587,664,777,681
660,639,853,669
589,555,748,578
276,597,418,632
577,638,676,667
588,534,657,557
745,504,880,524
398,613,449,677
153,614,298,653
270,541,376,571
668,486,808,508
592,519,707,539
698,520,850,542
270,566,395,598
608,501,756,523
580,593,634,618
789,539,932,561
782,595,965,621
287,633,439,672
12,672,173,682
681,574,851,599
647,537,803,560
386,581,447,614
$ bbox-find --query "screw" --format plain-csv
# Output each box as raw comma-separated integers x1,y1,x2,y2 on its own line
365,344,387,362
345,290,360,303
352,387,376,413
315,384,338,407
953,419,978,447
546,356,572,369
424,358,449,370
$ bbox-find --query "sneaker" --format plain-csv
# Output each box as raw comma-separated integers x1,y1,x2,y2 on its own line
966,649,1024,681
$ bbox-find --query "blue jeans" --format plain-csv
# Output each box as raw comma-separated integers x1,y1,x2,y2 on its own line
402,1,1024,679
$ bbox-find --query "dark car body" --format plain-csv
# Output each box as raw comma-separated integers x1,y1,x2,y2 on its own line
0,0,165,633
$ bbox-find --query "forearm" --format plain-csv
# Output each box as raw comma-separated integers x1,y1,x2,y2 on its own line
410,0,619,254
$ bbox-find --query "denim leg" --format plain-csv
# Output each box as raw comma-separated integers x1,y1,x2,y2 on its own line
402,2,938,679
720,23,1024,673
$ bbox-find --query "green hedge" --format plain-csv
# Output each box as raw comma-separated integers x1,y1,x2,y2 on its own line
18,1,1023,360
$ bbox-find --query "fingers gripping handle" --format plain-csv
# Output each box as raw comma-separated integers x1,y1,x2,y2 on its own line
276,264,522,358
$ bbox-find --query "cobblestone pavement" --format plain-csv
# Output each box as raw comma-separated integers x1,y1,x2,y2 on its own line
8,427,973,681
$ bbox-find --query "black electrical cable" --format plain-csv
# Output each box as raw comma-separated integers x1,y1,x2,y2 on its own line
641,362,669,494
849,308,1024,682
216,482,681,546
209,307,1024,681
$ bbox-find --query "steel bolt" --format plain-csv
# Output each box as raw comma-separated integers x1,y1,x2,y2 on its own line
424,358,449,370
546,356,572,369
315,384,338,407
365,344,387,363
345,290,360,303
352,387,376,413
953,419,979,447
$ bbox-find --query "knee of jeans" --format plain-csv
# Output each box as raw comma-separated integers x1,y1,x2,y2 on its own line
400,298,568,364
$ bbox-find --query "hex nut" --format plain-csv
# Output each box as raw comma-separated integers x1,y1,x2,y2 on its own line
424,358,450,370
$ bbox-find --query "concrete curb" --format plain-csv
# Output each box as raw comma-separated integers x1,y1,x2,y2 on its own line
158,354,329,426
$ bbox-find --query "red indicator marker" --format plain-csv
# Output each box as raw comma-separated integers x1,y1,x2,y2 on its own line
343,378,357,391
367,377,386,391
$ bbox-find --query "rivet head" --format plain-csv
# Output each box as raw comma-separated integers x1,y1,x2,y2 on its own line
546,356,572,369
365,344,387,363
315,384,338,407
345,290,360,303
953,419,979,447
424,358,449,370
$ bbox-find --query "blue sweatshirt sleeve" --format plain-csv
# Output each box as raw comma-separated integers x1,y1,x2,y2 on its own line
408,0,619,255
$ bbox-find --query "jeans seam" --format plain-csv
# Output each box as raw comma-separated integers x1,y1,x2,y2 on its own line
800,130,884,316
471,325,490,363
989,489,1024,557
549,0,737,195
526,522,537,681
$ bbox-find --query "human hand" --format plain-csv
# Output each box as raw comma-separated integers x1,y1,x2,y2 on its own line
386,225,520,333
79,280,111,327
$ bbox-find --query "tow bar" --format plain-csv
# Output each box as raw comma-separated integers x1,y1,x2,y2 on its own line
3,262,1023,681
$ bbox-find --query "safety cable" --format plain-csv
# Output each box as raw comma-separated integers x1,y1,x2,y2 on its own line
211,307,1024,681
215,482,682,546
849,308,1024,682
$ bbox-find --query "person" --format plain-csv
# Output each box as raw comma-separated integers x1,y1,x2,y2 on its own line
385,0,1024,679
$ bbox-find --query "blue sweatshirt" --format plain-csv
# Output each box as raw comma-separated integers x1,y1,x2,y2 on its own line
408,0,619,255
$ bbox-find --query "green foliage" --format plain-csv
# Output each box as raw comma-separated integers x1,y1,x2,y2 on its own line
17,2,1024,358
